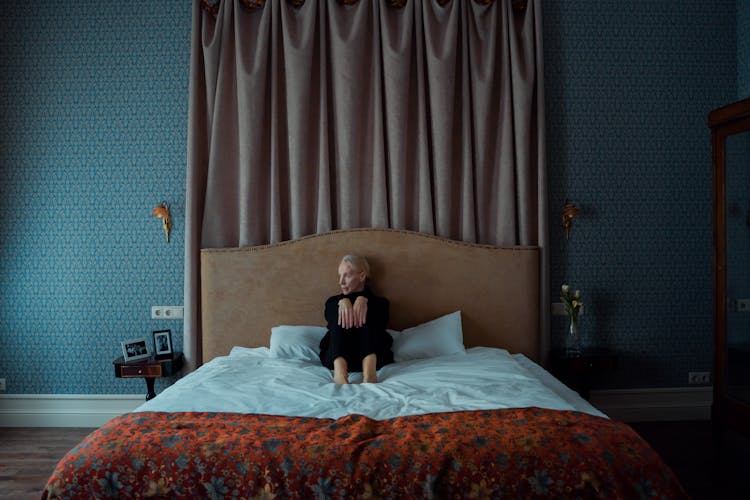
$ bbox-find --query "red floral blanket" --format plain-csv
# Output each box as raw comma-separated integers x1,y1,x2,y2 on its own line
43,408,687,499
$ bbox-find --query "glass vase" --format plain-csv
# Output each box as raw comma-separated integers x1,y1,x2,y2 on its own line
566,318,581,356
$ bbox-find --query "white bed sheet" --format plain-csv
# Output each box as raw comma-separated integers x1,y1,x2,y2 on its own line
136,346,607,420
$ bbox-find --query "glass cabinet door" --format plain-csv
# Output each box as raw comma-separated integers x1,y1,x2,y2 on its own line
725,130,750,406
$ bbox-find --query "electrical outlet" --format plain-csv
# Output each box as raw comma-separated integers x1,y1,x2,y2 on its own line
151,306,184,320
0,378,6,391
688,371,710,385
737,299,750,312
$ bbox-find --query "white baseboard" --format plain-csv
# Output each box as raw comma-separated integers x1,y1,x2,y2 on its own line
590,386,713,422
0,394,143,427
0,387,713,427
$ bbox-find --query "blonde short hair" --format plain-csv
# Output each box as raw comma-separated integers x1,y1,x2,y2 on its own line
341,254,370,279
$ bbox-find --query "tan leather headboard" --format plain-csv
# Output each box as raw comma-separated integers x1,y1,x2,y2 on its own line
201,228,539,363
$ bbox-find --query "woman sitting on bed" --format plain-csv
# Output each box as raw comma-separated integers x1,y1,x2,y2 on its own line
319,255,394,384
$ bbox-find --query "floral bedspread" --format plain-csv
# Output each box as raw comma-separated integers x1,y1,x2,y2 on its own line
43,408,687,499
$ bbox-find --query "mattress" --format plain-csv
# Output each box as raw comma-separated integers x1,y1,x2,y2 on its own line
135,346,606,419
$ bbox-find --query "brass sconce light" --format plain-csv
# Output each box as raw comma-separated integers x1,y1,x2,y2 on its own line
561,199,579,240
152,201,172,243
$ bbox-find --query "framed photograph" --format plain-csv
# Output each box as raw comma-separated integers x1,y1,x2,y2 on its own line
153,329,173,358
121,338,151,362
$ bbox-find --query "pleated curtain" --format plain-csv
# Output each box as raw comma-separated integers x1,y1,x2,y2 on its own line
184,0,548,369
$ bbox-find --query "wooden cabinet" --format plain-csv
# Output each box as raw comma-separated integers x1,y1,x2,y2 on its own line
549,348,618,400
113,353,184,400
120,364,163,378
709,97,750,440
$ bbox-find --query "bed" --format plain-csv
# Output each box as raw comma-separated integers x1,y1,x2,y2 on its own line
43,228,687,498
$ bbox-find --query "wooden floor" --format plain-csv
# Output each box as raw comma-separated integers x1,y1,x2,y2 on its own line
629,420,750,500
1,421,748,499
0,427,94,499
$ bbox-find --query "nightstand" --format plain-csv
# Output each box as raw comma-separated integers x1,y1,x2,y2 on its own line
549,348,618,400
113,352,184,400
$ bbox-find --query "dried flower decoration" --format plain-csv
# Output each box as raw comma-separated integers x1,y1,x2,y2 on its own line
560,284,583,324
152,201,172,243
561,199,580,240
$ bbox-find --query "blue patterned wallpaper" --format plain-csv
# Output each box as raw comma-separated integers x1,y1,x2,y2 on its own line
545,0,736,388
0,1,190,394
740,0,750,98
0,1,741,395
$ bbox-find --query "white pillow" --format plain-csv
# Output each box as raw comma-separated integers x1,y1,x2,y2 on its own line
387,329,401,342
391,311,465,362
269,325,327,362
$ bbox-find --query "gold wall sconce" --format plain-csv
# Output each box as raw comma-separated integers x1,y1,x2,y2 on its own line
561,199,579,240
152,201,173,243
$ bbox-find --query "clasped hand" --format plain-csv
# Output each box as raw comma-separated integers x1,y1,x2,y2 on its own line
338,296,368,329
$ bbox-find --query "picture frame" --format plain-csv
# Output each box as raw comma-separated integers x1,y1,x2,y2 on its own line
121,337,151,362
153,329,173,358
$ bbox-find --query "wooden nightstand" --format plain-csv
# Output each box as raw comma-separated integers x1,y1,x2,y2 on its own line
549,348,618,400
113,353,184,400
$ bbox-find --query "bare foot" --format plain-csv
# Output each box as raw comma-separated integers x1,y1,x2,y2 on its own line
333,357,349,384
362,353,377,383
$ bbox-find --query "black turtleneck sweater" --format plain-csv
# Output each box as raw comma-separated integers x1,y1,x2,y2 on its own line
318,287,393,371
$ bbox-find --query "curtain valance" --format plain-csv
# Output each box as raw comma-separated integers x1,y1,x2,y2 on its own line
201,0,527,16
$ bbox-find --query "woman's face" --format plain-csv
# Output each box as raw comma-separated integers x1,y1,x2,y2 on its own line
338,260,366,295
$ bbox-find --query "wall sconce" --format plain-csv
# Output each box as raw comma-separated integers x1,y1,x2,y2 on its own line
561,199,579,240
152,201,172,243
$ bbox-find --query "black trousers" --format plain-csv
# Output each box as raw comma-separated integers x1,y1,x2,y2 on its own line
319,324,393,372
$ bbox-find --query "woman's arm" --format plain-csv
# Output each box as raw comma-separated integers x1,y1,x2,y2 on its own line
352,295,368,327
327,291,386,330
326,294,361,330
338,297,356,329
324,295,342,330
367,296,389,332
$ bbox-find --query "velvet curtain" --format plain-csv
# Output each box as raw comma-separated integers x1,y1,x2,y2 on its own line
184,0,547,369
